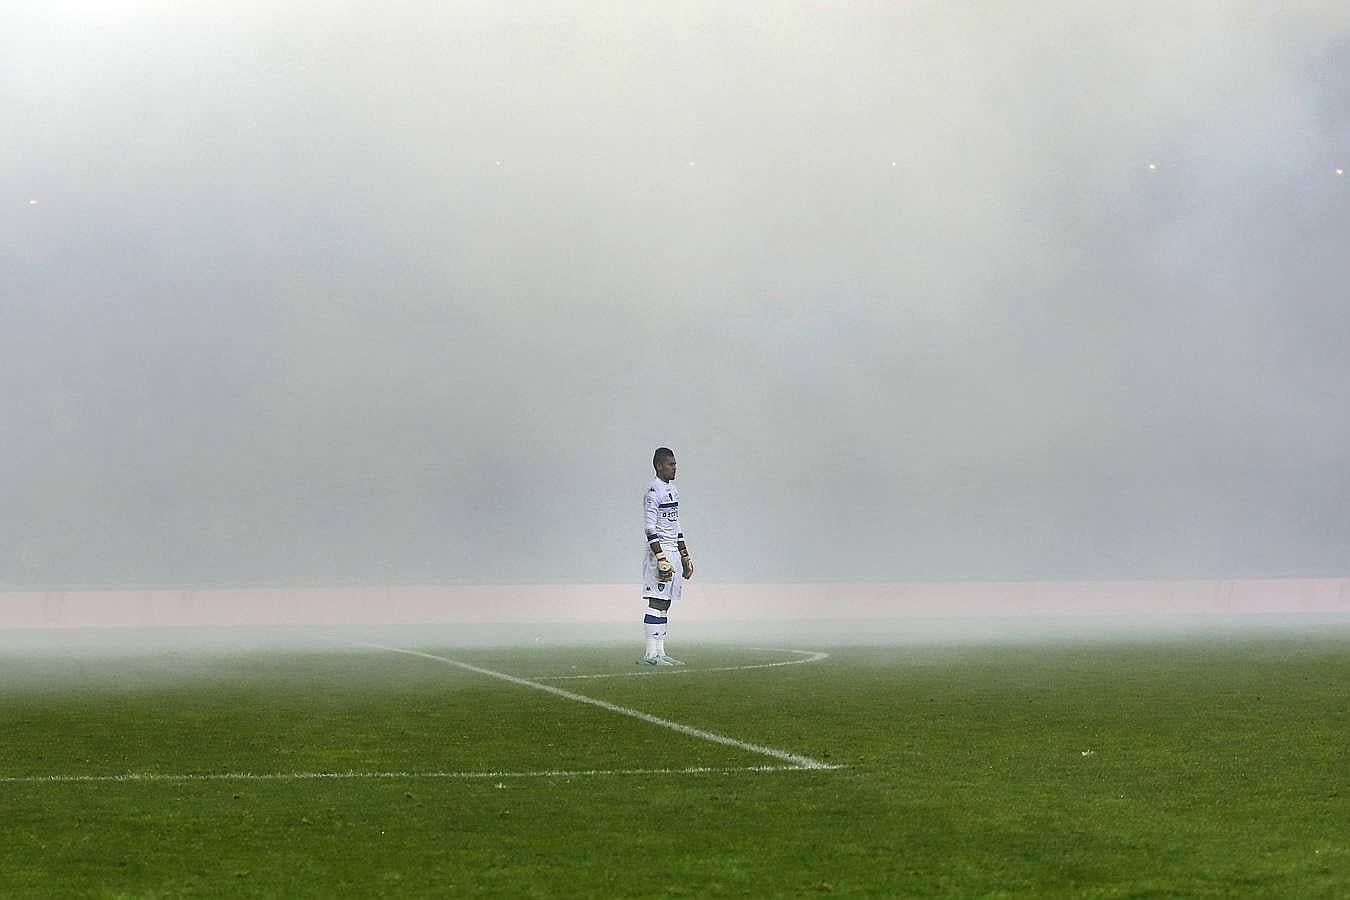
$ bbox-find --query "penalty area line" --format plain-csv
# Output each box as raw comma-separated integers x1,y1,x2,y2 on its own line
346,640,836,771
0,764,843,786
536,647,830,680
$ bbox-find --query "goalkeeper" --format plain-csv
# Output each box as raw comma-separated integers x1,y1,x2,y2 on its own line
640,447,694,666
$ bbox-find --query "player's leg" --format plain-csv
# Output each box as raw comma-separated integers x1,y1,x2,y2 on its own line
640,552,675,665
657,568,685,665
642,597,671,665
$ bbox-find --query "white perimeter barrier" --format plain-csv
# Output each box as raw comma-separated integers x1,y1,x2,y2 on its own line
1,579,1347,628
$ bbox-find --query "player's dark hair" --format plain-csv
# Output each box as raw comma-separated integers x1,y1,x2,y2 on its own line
653,447,674,469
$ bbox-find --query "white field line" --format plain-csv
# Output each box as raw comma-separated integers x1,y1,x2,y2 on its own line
348,641,838,771
535,647,829,680
0,765,826,785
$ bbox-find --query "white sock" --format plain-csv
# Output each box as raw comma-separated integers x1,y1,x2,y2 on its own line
644,607,666,658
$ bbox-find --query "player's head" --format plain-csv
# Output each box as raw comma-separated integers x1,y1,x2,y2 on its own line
653,447,677,481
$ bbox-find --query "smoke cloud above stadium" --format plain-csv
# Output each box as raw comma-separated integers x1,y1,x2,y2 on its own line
5,1,1349,588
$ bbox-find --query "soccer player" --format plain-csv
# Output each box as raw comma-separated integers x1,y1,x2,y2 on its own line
640,447,694,666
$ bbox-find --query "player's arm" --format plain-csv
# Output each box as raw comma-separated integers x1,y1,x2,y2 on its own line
645,489,675,582
678,535,693,580
649,537,675,581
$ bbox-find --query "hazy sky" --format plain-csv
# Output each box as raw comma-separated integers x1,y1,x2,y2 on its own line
5,1,1349,587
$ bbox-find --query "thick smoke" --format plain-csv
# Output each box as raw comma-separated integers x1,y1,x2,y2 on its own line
3,2,1348,588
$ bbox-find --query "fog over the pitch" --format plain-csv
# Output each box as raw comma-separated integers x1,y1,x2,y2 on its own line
5,2,1349,588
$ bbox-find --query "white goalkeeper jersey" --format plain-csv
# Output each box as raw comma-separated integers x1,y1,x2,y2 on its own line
643,477,683,550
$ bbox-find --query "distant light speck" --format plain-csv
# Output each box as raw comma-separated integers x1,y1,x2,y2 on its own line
29,199,38,205
1337,168,1345,177
1146,163,1157,171
688,161,696,167
494,160,502,167
890,161,898,167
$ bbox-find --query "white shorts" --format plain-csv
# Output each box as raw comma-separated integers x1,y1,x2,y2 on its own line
642,546,683,604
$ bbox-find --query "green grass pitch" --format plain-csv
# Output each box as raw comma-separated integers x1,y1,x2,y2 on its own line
1,630,1347,897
